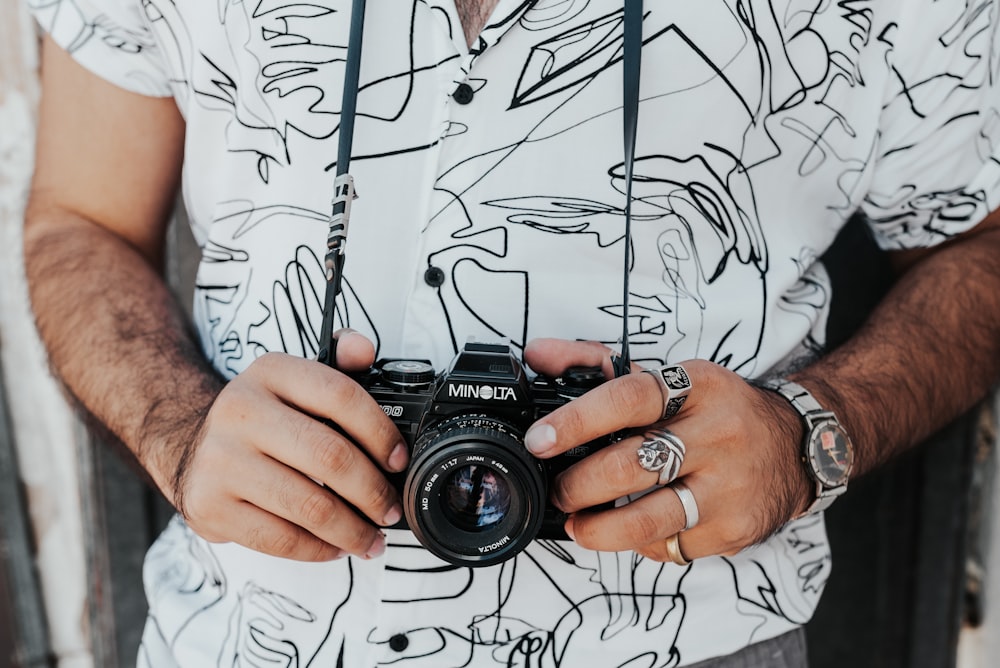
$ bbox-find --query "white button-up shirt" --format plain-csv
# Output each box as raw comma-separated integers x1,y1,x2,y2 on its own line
31,0,1000,665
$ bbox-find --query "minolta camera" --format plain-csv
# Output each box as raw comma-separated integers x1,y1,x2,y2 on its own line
355,341,610,567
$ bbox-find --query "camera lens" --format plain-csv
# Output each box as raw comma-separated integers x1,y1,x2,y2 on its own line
441,464,512,532
403,414,546,567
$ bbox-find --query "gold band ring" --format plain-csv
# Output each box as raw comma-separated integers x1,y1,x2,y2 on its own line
664,533,691,567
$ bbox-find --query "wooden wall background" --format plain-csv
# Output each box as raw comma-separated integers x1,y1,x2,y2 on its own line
0,0,97,666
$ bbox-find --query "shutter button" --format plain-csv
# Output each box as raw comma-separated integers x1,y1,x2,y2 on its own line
424,266,446,287
389,633,410,652
453,83,475,105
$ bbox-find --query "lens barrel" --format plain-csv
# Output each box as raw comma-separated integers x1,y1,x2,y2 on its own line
402,414,546,567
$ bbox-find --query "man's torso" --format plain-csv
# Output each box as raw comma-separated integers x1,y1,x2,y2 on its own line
30,0,1000,665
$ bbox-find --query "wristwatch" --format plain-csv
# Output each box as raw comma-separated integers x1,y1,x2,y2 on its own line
758,378,854,516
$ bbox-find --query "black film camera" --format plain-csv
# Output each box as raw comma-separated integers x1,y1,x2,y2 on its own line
356,341,610,567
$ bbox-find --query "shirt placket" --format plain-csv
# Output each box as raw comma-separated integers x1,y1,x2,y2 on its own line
393,7,497,364
372,4,539,662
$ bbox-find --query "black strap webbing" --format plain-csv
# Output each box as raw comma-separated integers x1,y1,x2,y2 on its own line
613,0,643,377
318,0,367,367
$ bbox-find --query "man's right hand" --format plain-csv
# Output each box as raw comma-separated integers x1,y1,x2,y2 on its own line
25,39,406,564
176,331,408,562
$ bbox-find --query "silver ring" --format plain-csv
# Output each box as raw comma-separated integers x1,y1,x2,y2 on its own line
636,428,686,486
664,533,690,566
669,481,700,530
643,364,691,421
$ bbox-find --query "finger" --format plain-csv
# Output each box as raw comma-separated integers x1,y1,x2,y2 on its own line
551,428,700,513
564,485,689,552
184,465,350,562
524,338,618,379
635,531,693,564
224,501,347,562
244,352,408,472
524,338,639,379
238,452,389,558
524,367,672,458
251,401,402,527
635,524,740,563
333,328,376,372
563,476,749,560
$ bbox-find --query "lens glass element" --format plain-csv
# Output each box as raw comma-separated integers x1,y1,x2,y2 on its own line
441,465,512,531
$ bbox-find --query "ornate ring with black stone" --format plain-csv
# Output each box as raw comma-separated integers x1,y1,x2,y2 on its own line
642,364,692,421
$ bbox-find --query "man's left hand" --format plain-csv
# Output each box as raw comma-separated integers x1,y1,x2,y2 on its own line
523,338,813,563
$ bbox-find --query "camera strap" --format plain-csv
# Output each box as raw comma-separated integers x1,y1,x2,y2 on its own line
613,0,642,378
318,0,367,368
318,0,643,374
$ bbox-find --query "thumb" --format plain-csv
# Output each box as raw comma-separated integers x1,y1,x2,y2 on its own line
524,338,632,379
332,329,376,372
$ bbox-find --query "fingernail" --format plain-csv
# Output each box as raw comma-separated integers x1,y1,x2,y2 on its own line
524,423,557,455
564,515,576,541
383,503,402,527
364,532,386,559
388,442,409,472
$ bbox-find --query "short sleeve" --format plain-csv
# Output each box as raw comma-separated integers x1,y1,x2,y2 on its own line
862,0,1000,250
26,0,171,97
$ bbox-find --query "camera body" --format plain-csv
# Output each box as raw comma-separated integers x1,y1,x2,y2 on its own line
354,341,609,567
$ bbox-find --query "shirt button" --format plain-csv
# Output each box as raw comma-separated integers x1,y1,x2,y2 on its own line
453,82,475,105
389,633,410,652
424,266,446,287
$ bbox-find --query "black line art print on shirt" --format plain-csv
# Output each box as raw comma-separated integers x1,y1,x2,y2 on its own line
30,0,1000,666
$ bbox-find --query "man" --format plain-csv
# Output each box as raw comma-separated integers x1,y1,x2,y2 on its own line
23,0,1000,666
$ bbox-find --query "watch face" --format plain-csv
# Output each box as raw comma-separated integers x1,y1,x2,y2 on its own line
807,422,854,487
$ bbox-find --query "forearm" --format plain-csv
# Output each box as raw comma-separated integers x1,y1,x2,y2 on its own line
24,204,223,506
793,214,1000,477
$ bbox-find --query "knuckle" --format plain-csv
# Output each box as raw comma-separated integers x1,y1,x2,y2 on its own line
314,440,356,479
343,525,378,554
305,542,342,562
572,517,603,549
249,525,301,558
611,376,649,419
362,475,398,517
325,372,364,407
551,476,582,512
712,415,741,446
374,420,403,454
629,509,662,544
299,489,338,528
607,449,637,488
572,525,597,550
555,404,588,441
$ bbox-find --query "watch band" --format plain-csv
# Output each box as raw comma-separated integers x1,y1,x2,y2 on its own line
766,379,823,415
759,378,853,516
